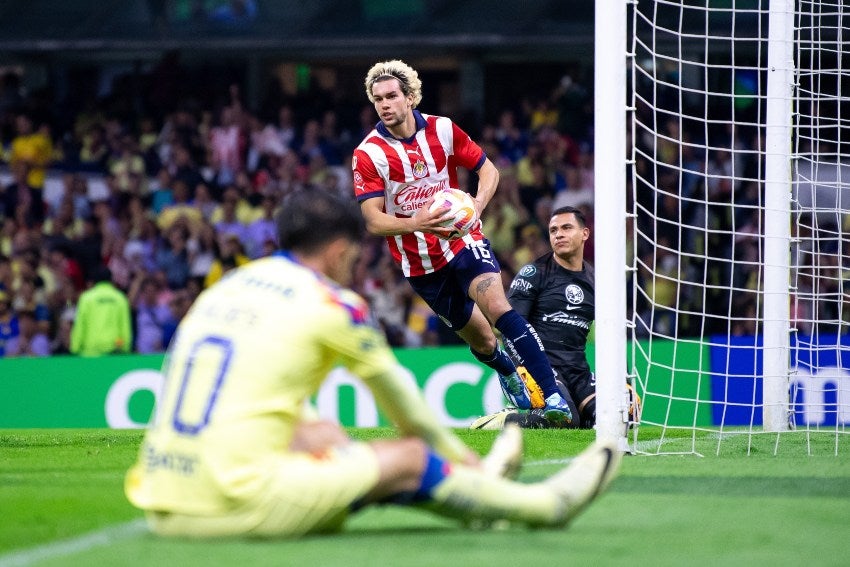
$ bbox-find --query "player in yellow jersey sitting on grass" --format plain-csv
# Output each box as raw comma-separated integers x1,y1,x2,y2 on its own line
125,188,621,538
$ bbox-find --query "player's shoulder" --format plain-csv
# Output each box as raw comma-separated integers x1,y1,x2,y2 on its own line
220,255,312,297
355,128,380,148
516,252,554,278
325,287,371,325
223,256,370,323
580,260,595,285
537,252,556,269
353,133,390,170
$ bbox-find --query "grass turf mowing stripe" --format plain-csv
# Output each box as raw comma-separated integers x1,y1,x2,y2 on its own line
0,520,146,567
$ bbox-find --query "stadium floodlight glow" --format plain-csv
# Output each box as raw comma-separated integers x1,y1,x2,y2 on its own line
595,0,849,455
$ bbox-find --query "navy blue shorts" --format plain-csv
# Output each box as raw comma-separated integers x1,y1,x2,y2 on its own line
406,240,501,331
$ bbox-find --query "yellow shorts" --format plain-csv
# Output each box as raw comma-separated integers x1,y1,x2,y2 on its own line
146,441,380,538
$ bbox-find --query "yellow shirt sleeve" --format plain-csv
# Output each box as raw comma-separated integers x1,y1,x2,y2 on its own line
320,289,470,463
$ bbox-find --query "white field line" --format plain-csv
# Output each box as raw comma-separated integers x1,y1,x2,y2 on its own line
0,519,147,567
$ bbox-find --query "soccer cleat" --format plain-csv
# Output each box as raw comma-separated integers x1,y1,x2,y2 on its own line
470,408,555,430
469,408,517,430
516,366,546,409
497,371,533,410
542,392,574,427
480,423,523,480
506,409,551,429
541,440,622,527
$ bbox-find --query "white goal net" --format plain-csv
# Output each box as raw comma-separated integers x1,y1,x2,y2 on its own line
605,0,850,455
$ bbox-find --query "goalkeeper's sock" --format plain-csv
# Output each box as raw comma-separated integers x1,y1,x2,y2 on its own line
495,310,560,398
469,344,516,377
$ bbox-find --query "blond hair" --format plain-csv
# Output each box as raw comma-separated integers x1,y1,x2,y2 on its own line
364,60,423,108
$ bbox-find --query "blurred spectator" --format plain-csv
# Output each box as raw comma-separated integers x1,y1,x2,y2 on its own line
161,288,192,347
79,123,109,170
11,276,51,335
43,193,84,243
0,289,19,356
191,182,218,221
149,168,175,213
274,104,296,152
204,233,249,288
46,244,85,294
70,266,132,356
109,134,148,195
362,256,416,347
516,143,552,214
50,306,76,355
155,224,191,290
128,275,170,353
4,309,50,357
0,254,11,292
245,192,278,258
494,110,528,163
187,221,217,280
212,185,250,246
209,106,244,186
553,73,591,141
481,171,528,260
157,179,203,231
511,224,550,274
3,161,44,227
168,143,205,195
10,113,52,194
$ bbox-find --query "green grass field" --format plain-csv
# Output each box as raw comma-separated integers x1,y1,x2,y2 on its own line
1,428,849,567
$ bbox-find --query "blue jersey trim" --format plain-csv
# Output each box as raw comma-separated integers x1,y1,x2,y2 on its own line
375,110,428,143
356,190,386,203
472,153,486,172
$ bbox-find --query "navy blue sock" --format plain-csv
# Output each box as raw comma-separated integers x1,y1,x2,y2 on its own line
470,345,516,377
411,450,450,502
365,450,450,508
495,310,559,397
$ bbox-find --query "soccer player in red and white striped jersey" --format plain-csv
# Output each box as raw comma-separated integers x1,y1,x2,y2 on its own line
353,60,574,427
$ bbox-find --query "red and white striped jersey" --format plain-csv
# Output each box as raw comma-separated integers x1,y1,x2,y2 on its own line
353,110,487,277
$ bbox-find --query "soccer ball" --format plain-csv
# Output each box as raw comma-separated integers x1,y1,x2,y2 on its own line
428,188,478,238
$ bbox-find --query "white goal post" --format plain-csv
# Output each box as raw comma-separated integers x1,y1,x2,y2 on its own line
595,0,850,455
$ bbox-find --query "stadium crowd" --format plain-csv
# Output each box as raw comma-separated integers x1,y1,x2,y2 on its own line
0,57,801,357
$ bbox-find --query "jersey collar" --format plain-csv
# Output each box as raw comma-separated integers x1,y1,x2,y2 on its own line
375,110,427,143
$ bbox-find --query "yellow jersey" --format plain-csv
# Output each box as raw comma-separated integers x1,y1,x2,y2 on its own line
126,253,467,515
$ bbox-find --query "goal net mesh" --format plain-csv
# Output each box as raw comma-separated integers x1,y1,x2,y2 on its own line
628,0,849,454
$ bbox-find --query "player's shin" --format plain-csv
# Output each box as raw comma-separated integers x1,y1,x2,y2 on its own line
471,344,532,410
495,310,559,397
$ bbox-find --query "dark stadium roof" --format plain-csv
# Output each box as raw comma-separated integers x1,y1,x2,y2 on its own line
0,0,596,57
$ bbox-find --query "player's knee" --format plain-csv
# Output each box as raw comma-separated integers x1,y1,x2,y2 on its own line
479,298,512,323
461,326,498,354
372,437,430,489
579,397,596,429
